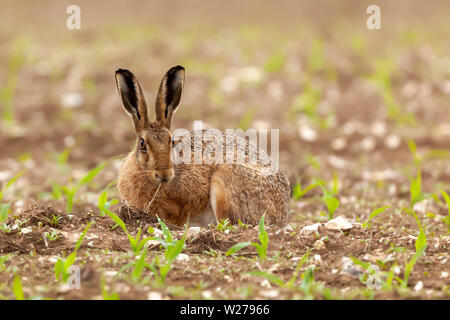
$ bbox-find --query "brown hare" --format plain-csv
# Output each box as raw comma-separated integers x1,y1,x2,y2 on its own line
115,66,290,227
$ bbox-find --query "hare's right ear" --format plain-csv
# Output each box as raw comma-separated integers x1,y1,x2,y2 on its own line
115,69,149,132
155,65,185,129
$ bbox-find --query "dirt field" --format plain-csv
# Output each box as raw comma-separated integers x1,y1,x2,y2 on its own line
0,0,449,300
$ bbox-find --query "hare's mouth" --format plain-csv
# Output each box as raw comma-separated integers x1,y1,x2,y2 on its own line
152,168,174,183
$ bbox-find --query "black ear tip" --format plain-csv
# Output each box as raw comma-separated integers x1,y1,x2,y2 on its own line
115,68,133,78
171,65,185,72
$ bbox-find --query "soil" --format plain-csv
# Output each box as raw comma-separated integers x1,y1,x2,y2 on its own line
0,0,449,300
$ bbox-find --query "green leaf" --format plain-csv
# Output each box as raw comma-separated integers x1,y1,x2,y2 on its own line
104,208,127,234
441,190,450,217
158,217,173,245
0,170,26,203
54,259,64,281
132,249,147,283
350,256,370,270
362,206,392,228
410,170,422,207
78,162,106,186
0,203,11,223
321,189,339,220
74,222,93,252
249,271,284,287
226,241,252,256
13,275,25,300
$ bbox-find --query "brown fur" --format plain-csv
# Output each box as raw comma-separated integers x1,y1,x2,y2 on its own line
115,66,290,226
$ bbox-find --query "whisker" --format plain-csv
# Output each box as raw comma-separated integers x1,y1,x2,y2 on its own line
145,182,162,213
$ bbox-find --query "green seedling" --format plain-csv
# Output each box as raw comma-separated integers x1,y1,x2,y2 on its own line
320,187,339,221
44,230,59,241
407,139,422,167
292,179,319,201
149,218,187,285
409,170,430,209
362,206,392,228
226,213,269,261
62,162,106,213
214,218,234,233
0,170,25,223
100,202,152,254
13,274,25,300
249,251,309,289
0,38,26,125
264,50,286,73
54,222,93,282
440,190,450,230
97,182,119,217
0,254,12,272
238,219,248,229
100,275,119,300
402,210,427,288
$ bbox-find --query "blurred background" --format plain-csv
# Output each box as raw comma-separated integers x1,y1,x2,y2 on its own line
0,0,449,210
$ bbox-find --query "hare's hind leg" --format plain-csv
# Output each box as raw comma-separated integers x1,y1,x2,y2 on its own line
210,169,233,223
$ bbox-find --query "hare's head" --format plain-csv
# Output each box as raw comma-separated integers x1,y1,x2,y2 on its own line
115,66,185,184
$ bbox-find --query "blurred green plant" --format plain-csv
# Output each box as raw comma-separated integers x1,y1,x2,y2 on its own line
54,222,93,282
292,179,319,201
264,50,286,73
13,274,25,300
439,190,450,231
60,162,106,213
100,275,119,300
250,251,309,289
368,58,415,126
0,38,27,125
100,198,152,254
0,170,25,223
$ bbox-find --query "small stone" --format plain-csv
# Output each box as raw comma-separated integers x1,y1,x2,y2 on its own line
313,240,326,251
299,126,318,142
341,257,364,277
314,254,322,262
61,92,83,109
385,135,401,150
331,269,338,274
175,254,190,262
202,290,213,299
414,281,423,291
147,291,162,300
20,227,32,235
186,227,202,240
394,266,401,275
260,279,271,288
370,121,387,137
300,223,321,235
360,136,376,152
331,137,347,151
145,239,160,248
440,272,448,279
57,283,72,293
324,216,353,231
104,271,117,278
260,289,279,298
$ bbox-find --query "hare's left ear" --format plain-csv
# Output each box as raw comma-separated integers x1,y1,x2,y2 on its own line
155,65,185,129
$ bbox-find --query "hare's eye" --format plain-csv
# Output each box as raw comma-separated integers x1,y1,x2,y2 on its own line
139,138,146,151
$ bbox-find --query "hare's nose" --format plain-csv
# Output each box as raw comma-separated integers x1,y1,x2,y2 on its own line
155,168,174,183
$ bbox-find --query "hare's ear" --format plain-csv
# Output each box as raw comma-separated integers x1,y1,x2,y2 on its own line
115,69,149,132
155,65,185,129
